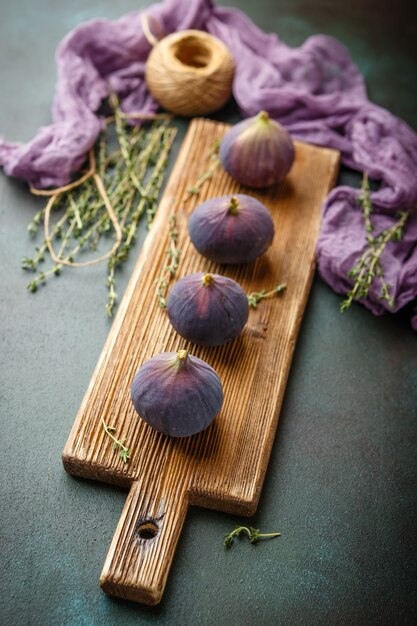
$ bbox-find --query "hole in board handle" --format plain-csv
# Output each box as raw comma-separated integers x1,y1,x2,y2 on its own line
136,519,159,540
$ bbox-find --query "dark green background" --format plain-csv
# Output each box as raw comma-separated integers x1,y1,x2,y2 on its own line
1,1,416,624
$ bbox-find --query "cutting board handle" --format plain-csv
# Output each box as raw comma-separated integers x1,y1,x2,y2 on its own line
100,477,189,605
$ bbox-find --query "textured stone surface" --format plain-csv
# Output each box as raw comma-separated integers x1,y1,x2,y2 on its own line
0,1,416,624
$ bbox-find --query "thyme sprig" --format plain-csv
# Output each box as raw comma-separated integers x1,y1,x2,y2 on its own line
153,139,221,308
101,417,131,463
247,283,286,308
340,173,408,312
22,98,176,316
156,216,181,308
105,122,177,316
224,525,281,548
27,207,46,236
185,139,220,199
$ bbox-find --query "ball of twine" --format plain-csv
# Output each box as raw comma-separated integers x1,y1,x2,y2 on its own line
145,28,235,117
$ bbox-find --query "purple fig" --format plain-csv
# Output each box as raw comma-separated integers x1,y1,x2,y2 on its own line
167,272,249,346
188,194,274,264
220,111,295,188
131,350,223,437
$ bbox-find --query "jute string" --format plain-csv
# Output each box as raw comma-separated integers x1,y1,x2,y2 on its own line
141,13,164,47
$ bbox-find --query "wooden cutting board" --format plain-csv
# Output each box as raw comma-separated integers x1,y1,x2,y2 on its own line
62,118,340,605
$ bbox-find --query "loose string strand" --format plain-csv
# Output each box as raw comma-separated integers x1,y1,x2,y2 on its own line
43,148,123,268
140,13,163,47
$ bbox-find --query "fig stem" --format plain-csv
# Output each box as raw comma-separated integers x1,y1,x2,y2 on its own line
202,273,214,287
175,349,190,368
228,196,239,215
247,283,286,309
258,110,270,124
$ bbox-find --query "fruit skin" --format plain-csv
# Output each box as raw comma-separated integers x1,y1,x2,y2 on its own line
188,194,274,264
131,350,223,437
220,111,295,188
167,272,249,346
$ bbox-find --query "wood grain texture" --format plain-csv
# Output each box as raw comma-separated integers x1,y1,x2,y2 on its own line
62,118,340,604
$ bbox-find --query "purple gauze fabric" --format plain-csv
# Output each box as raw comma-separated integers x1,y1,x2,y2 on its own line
1,0,417,328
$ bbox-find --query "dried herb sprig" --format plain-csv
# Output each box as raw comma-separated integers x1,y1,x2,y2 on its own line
27,207,46,236
340,173,408,312
153,139,221,309
185,139,220,200
110,93,147,198
247,283,286,308
105,123,177,316
101,417,131,463
224,525,281,548
155,216,181,308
